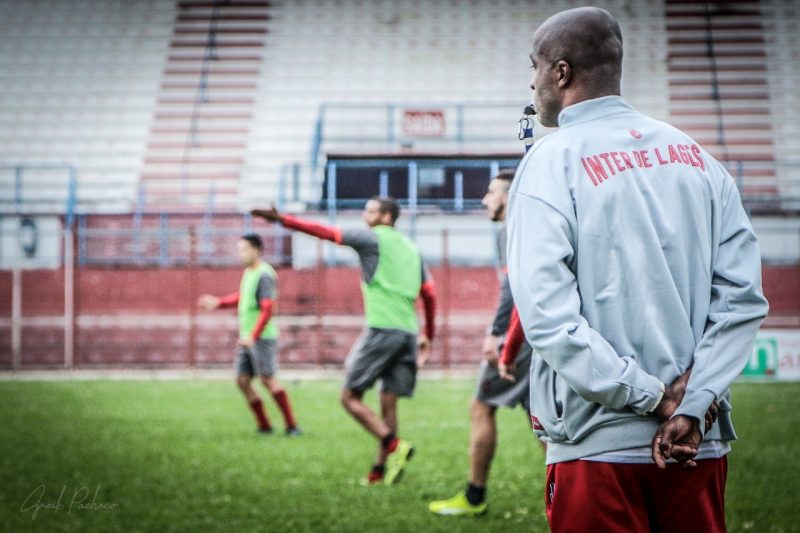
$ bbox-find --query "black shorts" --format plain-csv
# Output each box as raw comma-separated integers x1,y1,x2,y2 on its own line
344,327,418,397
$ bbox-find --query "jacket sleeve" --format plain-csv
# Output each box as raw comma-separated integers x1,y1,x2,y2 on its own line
507,190,664,415
674,173,769,433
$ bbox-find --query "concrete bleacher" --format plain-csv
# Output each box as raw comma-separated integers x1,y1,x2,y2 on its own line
246,0,671,206
141,0,271,210
666,0,776,197
0,0,798,213
0,0,173,212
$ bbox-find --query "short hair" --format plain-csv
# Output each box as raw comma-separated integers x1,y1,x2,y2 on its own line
493,168,516,185
369,196,400,223
535,7,623,91
240,233,264,251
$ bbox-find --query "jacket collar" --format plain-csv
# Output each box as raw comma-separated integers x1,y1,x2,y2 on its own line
557,95,635,128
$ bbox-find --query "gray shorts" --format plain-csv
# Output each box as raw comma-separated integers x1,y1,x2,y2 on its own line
235,339,278,377
344,327,418,397
475,343,533,411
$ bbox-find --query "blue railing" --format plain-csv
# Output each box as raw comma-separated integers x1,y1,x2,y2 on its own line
0,164,77,226
310,101,526,176
76,212,289,267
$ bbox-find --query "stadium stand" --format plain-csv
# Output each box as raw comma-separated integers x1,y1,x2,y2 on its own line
1,0,799,368
667,0,776,200
1,0,680,212
4,0,796,212
142,0,270,210
0,0,172,212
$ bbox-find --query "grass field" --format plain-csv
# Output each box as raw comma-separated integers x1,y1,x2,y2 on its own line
0,378,798,532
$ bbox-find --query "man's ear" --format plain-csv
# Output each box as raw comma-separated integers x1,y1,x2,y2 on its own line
555,59,571,89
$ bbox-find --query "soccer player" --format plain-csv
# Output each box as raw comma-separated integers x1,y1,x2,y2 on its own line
507,7,768,532
428,169,538,516
251,197,436,485
198,233,301,436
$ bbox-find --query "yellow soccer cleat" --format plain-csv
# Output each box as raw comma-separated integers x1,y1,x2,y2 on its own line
384,439,414,485
428,491,488,516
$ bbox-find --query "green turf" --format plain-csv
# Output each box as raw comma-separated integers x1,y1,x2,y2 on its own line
0,379,798,532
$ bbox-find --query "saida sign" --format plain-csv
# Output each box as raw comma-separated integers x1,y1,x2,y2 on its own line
742,330,800,381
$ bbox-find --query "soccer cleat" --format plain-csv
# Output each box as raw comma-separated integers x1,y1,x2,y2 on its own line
383,439,414,485
258,428,274,435
428,491,488,516
285,427,303,437
358,471,384,487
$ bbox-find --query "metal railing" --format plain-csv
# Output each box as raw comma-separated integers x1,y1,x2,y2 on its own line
0,164,77,225
310,101,526,173
319,157,520,240
76,213,290,267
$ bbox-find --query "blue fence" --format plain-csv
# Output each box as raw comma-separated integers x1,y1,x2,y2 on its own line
76,213,291,267
0,164,77,226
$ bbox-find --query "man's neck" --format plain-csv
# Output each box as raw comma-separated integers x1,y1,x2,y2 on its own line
562,86,620,111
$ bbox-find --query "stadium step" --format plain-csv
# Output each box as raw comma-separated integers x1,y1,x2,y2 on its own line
666,0,778,199
139,0,270,211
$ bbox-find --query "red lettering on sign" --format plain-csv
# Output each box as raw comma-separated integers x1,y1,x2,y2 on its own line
401,110,446,137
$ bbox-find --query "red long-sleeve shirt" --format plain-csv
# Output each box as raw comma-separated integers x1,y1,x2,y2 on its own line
217,292,274,340
499,305,525,366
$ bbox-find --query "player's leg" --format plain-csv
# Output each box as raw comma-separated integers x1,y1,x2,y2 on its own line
260,375,300,435
340,388,391,437
375,390,398,465
431,347,542,515
253,339,300,434
342,328,415,485
235,349,272,433
360,390,399,485
341,328,397,439
378,332,417,485
469,398,498,489
342,385,408,486
428,397,496,516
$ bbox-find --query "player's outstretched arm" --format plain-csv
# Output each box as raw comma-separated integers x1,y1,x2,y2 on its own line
198,292,239,310
250,206,284,223
252,206,342,244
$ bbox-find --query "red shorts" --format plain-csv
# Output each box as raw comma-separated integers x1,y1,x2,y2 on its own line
545,457,728,533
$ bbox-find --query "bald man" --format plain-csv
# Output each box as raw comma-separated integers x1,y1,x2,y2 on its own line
508,7,768,532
